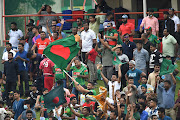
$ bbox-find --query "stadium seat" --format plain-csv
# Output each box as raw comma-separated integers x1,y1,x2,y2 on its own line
62,10,72,20
159,9,169,20
135,19,143,31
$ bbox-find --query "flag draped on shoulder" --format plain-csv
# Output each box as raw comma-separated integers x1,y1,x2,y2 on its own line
43,35,80,69
44,84,67,111
160,58,177,75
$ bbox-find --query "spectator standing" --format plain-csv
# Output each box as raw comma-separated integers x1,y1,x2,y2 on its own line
103,11,116,29
147,98,159,118
7,22,23,50
76,18,84,35
66,57,88,100
31,31,51,55
125,60,146,87
104,23,118,48
72,27,81,42
2,43,16,64
32,26,40,46
158,74,176,120
142,33,151,54
149,44,162,73
37,5,58,33
86,43,98,83
97,34,114,88
169,8,180,32
162,11,175,37
14,43,29,96
18,37,29,52
162,29,178,62
95,5,105,30
174,89,180,120
146,27,160,50
140,9,159,37
12,90,24,120
24,21,35,50
122,33,136,60
133,40,149,74
3,52,20,98
80,22,96,63
148,64,160,88
119,14,135,42
89,15,100,36
6,91,15,110
39,56,54,91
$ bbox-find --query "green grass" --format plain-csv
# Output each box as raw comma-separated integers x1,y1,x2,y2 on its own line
34,62,180,120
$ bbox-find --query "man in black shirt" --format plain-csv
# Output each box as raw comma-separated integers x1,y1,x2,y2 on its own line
142,33,151,54
6,91,15,110
27,83,40,108
3,52,20,98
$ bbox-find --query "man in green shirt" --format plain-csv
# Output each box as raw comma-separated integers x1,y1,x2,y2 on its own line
68,104,96,120
104,23,118,48
66,57,89,100
146,27,160,50
54,64,67,88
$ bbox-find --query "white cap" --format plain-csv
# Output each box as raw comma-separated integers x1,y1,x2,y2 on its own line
129,60,136,65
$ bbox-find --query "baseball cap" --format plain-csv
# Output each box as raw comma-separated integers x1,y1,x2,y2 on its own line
9,91,14,95
122,14,128,19
56,23,61,27
129,60,136,65
146,26,152,31
26,22,35,27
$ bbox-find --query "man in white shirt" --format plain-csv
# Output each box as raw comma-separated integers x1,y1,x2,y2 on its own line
100,64,121,99
2,43,16,64
7,22,23,50
169,8,180,32
80,22,96,63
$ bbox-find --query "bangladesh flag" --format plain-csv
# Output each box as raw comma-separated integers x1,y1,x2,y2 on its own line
43,35,80,69
44,84,66,111
160,58,177,75
112,52,126,65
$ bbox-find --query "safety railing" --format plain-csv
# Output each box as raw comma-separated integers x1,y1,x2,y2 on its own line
2,11,180,44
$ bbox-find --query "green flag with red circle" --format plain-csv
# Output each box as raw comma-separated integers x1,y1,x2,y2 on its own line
44,84,66,110
43,35,80,70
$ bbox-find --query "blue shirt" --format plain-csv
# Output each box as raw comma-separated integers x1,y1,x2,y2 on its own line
133,48,149,70
15,50,29,72
157,82,164,108
140,110,148,120
17,43,29,52
159,116,172,120
122,41,136,60
158,84,176,108
13,99,24,120
127,68,142,87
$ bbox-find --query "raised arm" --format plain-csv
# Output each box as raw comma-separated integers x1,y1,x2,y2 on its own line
98,33,111,50
58,19,64,38
170,73,176,85
66,57,76,71
38,6,45,15
46,20,52,37
31,44,37,53
72,78,89,93
100,68,109,85
118,64,122,83
68,104,81,117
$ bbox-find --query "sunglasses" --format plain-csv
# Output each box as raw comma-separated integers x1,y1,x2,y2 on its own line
107,26,110,28
124,36,129,38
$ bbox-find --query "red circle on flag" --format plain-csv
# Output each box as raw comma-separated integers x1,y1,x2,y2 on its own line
52,97,59,104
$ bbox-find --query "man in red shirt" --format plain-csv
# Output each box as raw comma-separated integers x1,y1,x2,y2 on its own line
82,93,95,110
39,55,54,91
31,31,50,54
119,15,135,42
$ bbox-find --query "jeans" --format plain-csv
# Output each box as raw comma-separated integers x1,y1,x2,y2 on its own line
81,52,87,63
19,70,29,96
72,85,86,101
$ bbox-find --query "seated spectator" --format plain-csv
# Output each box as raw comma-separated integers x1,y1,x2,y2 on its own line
139,102,148,120
6,91,15,110
72,27,80,42
103,11,116,29
18,100,36,120
0,100,7,120
147,98,159,119
82,93,95,110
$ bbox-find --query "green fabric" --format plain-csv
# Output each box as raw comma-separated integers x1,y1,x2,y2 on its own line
43,35,80,70
104,28,118,48
112,52,127,65
117,34,123,45
0,84,5,92
79,114,96,120
124,104,127,114
39,95,45,106
71,65,88,87
54,64,66,82
148,34,160,44
89,89,96,95
176,76,180,80
44,84,67,111
63,107,73,118
97,69,102,80
160,58,177,75
133,112,141,120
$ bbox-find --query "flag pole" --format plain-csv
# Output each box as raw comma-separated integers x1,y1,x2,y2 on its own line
63,70,72,79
